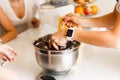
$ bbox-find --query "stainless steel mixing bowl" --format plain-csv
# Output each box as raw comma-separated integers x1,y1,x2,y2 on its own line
34,37,80,74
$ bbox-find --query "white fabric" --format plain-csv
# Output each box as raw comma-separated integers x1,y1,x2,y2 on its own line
0,0,45,26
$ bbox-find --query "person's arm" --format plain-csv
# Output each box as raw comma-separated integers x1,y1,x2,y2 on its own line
80,7,117,28
52,8,120,49
72,12,120,48
52,17,120,49
64,6,117,28
0,7,17,43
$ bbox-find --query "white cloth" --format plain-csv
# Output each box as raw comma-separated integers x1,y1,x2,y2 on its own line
0,0,45,33
0,0,45,25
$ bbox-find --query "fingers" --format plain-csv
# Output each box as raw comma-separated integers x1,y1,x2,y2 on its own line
6,46,18,57
62,13,75,27
63,13,73,22
0,53,8,62
0,45,18,62
63,13,73,19
1,51,15,62
5,50,16,62
51,37,67,50
51,37,61,50
63,13,81,27
52,42,59,50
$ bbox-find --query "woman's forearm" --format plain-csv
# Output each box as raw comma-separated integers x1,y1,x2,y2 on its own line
0,7,18,43
0,30,17,43
80,12,117,28
73,28,118,48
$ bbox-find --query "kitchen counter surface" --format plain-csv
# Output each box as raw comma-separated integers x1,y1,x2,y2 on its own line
3,0,120,80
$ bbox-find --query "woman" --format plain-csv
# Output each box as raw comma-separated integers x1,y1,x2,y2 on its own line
0,0,45,43
51,0,120,50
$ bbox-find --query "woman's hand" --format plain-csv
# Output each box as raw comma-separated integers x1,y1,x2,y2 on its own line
63,13,82,28
31,17,40,28
0,45,18,62
51,29,68,50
